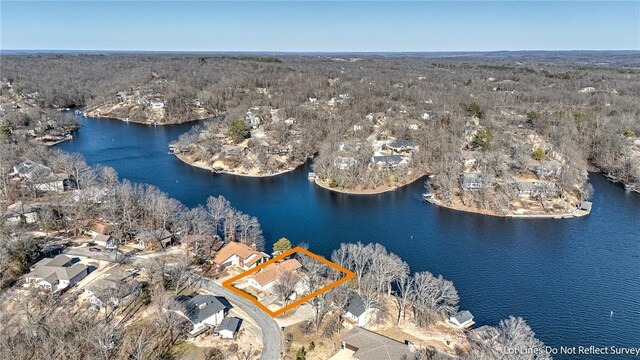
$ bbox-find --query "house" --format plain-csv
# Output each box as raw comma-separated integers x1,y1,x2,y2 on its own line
135,229,173,250
85,269,141,311
35,173,74,192
384,140,418,153
171,294,232,336
284,117,296,126
246,109,262,129
334,156,357,170
150,99,165,110
308,97,317,103
353,124,363,132
578,201,592,212
93,234,119,250
531,160,563,178
221,145,248,158
13,160,52,181
2,201,40,225
247,259,302,291
460,173,484,191
371,155,408,170
192,99,202,107
345,293,367,327
25,255,89,293
515,181,559,199
339,141,362,153
406,119,422,131
341,327,414,360
86,220,114,237
115,91,127,103
215,317,242,339
421,111,436,120
213,241,269,270
449,310,475,328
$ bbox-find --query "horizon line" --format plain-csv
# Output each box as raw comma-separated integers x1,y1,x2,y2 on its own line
2,49,639,54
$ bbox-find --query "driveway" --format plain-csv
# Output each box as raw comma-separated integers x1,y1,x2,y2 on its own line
63,247,283,360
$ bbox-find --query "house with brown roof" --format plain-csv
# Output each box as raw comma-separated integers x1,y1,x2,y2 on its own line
213,242,269,271
247,258,302,291
25,255,89,293
340,327,414,360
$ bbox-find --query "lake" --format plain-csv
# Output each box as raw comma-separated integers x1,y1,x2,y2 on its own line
57,116,640,358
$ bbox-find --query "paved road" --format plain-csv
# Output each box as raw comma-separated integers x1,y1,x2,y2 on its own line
64,248,283,360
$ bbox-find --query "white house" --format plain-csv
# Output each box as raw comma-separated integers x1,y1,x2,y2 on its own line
215,317,242,339
2,201,40,225
25,255,89,293
371,155,408,171
345,293,367,327
150,99,165,110
449,310,475,328
213,242,269,271
334,156,357,170
171,294,231,336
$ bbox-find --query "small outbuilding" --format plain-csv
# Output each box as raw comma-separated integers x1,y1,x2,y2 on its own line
215,316,242,339
449,310,475,328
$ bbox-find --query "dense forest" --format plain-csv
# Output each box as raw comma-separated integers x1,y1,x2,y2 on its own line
1,53,639,213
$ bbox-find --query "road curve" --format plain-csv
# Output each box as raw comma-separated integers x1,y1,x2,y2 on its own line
63,248,282,360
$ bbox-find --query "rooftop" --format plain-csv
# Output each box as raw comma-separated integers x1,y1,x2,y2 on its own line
342,327,413,360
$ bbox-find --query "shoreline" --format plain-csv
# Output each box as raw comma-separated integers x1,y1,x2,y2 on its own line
85,112,216,126
314,172,426,195
424,196,590,219
175,153,302,178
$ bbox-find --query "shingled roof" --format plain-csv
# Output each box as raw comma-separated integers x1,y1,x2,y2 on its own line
342,327,413,360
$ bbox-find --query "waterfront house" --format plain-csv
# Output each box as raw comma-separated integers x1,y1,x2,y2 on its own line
341,327,414,360
25,255,89,293
247,258,302,291
215,317,242,339
213,241,269,271
371,155,408,170
515,181,559,200
170,294,231,337
345,293,367,327
460,173,484,191
334,156,357,170
449,310,475,328
221,145,248,158
115,91,127,103
578,201,593,212
150,99,165,110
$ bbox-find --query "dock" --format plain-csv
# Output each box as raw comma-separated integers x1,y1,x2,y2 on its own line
308,172,317,181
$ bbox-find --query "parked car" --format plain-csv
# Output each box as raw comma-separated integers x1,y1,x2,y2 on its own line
89,247,101,252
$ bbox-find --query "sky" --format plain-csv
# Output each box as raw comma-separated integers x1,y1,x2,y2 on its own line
1,1,639,52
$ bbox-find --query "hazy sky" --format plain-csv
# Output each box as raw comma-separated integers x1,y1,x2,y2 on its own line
1,1,639,51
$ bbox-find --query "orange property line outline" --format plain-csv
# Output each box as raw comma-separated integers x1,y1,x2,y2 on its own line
222,246,356,318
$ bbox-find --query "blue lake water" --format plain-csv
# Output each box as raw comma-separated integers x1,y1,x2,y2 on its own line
57,116,640,358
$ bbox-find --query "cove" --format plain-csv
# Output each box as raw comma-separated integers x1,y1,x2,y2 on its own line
56,116,640,358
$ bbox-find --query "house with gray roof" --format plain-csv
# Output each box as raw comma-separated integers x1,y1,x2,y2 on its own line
346,293,367,327
449,310,475,328
13,160,51,181
371,155,408,170
25,254,89,293
215,316,242,339
341,327,414,360
384,140,419,153
85,269,141,311
171,294,232,336
2,201,40,225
